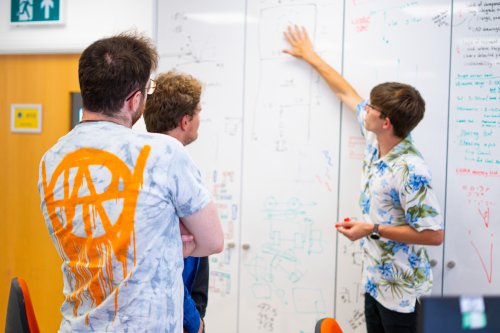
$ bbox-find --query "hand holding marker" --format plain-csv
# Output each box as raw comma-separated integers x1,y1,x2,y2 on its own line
335,217,351,230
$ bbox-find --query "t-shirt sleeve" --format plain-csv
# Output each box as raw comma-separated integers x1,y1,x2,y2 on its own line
169,148,211,218
398,159,444,232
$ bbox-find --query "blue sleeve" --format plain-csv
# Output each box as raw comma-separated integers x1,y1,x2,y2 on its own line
356,100,368,137
183,284,201,333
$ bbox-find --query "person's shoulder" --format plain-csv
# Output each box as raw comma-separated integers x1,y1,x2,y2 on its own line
130,131,184,150
394,153,432,183
39,128,78,161
135,132,195,170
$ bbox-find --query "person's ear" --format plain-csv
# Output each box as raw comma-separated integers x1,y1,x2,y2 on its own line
179,115,190,130
126,91,143,110
382,116,392,130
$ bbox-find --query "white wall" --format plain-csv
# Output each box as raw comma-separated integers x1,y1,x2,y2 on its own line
0,0,155,54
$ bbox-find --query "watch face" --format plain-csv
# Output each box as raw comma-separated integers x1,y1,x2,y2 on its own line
370,233,380,240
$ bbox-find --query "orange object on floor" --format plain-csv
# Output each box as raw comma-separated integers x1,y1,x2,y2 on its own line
315,317,343,333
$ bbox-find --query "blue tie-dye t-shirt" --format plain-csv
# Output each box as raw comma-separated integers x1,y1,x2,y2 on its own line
356,101,443,313
38,121,210,332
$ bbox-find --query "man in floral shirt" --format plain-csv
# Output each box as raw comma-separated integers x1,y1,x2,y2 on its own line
283,26,444,333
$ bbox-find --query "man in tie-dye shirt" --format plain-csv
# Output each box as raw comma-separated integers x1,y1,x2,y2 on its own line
284,26,443,333
38,33,224,332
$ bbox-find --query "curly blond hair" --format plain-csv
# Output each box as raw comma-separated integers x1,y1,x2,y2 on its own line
144,71,202,133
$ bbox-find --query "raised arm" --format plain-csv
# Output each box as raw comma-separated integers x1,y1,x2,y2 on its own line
283,25,362,113
181,202,224,257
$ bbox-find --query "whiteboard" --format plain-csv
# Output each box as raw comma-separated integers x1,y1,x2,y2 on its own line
239,1,342,332
444,0,500,295
154,0,500,332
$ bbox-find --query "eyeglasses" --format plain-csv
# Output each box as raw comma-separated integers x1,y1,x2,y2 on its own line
147,78,156,95
366,102,389,119
125,78,156,101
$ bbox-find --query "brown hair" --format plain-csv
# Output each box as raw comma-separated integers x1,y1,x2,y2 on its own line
370,82,425,138
78,32,158,116
144,71,202,134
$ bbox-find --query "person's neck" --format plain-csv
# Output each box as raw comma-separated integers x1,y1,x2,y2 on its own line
165,128,187,146
376,132,402,158
81,110,132,128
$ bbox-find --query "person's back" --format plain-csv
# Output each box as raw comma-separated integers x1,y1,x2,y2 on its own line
39,121,211,331
38,33,223,333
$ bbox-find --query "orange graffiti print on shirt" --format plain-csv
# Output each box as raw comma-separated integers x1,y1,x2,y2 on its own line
41,145,151,324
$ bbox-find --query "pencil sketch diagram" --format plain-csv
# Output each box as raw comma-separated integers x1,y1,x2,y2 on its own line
157,18,226,100
256,302,277,332
337,281,366,331
244,196,328,314
159,11,217,66
256,290,326,332
343,241,363,266
335,232,365,332
157,5,245,165
249,4,318,151
347,307,366,331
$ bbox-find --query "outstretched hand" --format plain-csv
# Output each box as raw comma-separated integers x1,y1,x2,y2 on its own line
335,219,372,242
283,25,316,61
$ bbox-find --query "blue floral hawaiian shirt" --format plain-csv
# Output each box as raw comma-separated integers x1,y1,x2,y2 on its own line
356,101,444,313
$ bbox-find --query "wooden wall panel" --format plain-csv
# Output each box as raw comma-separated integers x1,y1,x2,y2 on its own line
0,54,80,332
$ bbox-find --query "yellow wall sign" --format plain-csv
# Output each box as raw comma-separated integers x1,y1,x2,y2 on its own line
11,104,42,133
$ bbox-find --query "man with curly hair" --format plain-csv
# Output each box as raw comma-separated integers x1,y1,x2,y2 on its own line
284,26,444,333
144,71,210,333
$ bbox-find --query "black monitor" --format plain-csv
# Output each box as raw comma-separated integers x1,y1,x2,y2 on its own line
70,92,83,128
418,296,500,333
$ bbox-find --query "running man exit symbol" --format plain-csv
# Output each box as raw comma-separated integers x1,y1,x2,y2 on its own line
11,0,62,24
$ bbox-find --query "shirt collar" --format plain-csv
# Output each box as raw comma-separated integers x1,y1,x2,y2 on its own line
375,136,419,165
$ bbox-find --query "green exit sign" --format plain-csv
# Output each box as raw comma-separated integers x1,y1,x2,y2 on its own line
11,0,63,25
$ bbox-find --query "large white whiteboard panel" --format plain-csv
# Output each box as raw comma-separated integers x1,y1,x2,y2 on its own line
239,1,342,332
444,0,500,295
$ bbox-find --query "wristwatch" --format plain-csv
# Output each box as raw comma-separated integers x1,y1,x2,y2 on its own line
369,224,381,240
